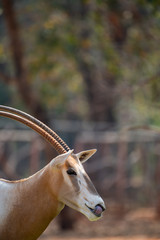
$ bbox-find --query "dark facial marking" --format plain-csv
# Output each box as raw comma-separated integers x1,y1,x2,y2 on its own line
70,177,80,193
83,173,98,195
65,161,80,193
67,168,77,175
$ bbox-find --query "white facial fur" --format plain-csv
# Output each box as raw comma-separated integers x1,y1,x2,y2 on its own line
55,150,105,221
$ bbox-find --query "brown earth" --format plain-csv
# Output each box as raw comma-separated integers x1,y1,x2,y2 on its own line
39,206,160,240
41,238,159,240
40,238,159,240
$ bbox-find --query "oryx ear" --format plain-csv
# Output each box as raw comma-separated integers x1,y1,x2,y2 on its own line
76,149,97,163
51,150,74,167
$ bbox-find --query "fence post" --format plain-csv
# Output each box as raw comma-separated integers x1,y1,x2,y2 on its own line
116,140,128,216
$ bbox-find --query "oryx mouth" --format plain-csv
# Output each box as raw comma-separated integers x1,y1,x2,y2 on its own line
85,203,105,217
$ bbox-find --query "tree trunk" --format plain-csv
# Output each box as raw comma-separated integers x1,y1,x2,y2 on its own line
2,0,48,123
67,0,117,126
78,55,116,125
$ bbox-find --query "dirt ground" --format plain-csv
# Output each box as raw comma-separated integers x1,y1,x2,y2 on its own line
39,206,160,240
40,238,159,240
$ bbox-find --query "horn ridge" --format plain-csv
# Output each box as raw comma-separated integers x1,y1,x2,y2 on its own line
0,110,68,154
0,105,70,152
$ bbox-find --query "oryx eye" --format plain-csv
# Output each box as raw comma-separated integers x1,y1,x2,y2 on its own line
67,168,77,176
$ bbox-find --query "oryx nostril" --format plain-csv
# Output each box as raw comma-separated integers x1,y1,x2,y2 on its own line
93,204,105,216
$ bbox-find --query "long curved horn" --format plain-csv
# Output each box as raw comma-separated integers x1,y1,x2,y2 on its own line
0,105,70,152
0,106,70,154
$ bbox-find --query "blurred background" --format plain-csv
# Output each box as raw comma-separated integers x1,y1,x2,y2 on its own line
0,0,160,239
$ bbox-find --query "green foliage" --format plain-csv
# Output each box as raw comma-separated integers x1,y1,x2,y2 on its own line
1,0,160,123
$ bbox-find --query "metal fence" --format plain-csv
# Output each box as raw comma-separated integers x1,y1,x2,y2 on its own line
0,123,160,214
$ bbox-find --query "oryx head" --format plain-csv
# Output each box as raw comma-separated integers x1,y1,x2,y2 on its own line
50,149,105,221
0,105,106,221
